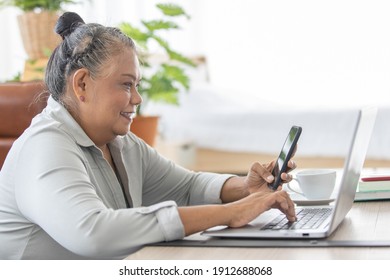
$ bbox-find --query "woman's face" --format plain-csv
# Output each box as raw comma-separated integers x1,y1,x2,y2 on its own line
77,48,142,146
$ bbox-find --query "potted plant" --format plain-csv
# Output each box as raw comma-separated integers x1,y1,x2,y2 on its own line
0,0,76,80
119,3,196,146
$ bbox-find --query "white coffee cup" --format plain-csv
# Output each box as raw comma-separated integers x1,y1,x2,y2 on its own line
287,169,337,200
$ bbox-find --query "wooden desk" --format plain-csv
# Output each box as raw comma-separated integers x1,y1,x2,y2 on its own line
126,201,390,260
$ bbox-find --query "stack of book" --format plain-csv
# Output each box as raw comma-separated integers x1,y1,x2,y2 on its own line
355,174,390,201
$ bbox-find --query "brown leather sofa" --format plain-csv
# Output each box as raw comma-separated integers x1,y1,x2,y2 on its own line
0,81,48,169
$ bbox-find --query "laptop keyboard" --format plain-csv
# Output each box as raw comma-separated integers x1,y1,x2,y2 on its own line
261,208,332,230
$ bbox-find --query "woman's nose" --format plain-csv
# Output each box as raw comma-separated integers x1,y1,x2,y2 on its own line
131,88,143,106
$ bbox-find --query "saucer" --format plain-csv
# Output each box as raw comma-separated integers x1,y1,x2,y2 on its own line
289,193,335,206
293,198,335,206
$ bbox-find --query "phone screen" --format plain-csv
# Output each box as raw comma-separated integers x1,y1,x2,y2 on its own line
268,126,302,190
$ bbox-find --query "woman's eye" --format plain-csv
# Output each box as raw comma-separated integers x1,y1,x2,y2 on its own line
123,81,140,90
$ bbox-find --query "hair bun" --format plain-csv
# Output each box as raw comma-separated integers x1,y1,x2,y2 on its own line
55,12,85,39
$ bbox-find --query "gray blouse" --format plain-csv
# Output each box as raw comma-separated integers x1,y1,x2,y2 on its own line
0,96,232,259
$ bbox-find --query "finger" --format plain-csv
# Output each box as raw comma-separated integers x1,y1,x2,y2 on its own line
287,159,296,170
291,144,298,158
281,159,297,182
283,191,297,221
251,161,274,183
281,172,293,182
275,191,296,221
265,160,275,171
285,160,297,174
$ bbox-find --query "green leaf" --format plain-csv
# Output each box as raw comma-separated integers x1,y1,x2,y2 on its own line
42,47,52,57
33,67,45,72
117,2,194,114
119,22,150,48
167,50,196,67
150,89,179,104
147,74,180,104
142,20,178,32
162,64,189,90
151,34,170,50
27,59,37,65
1,0,78,11
156,3,190,19
7,71,21,82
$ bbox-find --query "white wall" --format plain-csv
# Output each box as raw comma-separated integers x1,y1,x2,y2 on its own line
191,0,390,108
1,0,390,108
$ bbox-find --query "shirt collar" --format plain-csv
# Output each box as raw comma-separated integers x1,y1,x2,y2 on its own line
45,96,95,147
45,96,132,152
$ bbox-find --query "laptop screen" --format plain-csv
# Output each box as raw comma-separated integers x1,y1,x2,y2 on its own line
329,107,377,233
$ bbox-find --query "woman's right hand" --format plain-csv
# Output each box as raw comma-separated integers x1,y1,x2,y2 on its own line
179,189,296,236
224,190,296,228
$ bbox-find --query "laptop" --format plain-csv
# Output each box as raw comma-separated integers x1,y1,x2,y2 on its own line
203,107,377,239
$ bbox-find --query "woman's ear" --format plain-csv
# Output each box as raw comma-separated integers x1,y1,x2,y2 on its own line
71,68,89,102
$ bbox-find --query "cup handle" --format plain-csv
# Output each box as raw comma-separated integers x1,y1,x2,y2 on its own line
286,178,304,196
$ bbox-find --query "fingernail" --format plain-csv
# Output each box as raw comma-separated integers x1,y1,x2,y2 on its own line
267,175,274,182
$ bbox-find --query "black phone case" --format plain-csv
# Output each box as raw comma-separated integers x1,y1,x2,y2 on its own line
268,126,302,190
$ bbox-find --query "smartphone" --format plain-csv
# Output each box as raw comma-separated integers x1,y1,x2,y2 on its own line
268,125,302,190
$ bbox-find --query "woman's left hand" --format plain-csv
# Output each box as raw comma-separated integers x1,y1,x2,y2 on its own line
244,160,296,194
220,159,296,203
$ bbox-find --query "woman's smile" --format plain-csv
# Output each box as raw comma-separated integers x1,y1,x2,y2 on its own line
120,111,136,121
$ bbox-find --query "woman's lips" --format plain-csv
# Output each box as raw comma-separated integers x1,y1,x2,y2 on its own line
120,112,136,120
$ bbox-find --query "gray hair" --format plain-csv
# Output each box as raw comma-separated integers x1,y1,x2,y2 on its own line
45,12,136,105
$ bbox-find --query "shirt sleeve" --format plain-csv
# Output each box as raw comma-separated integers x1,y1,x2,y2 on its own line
135,137,236,207
14,128,185,259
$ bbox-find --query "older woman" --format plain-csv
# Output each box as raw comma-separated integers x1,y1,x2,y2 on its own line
0,12,296,259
